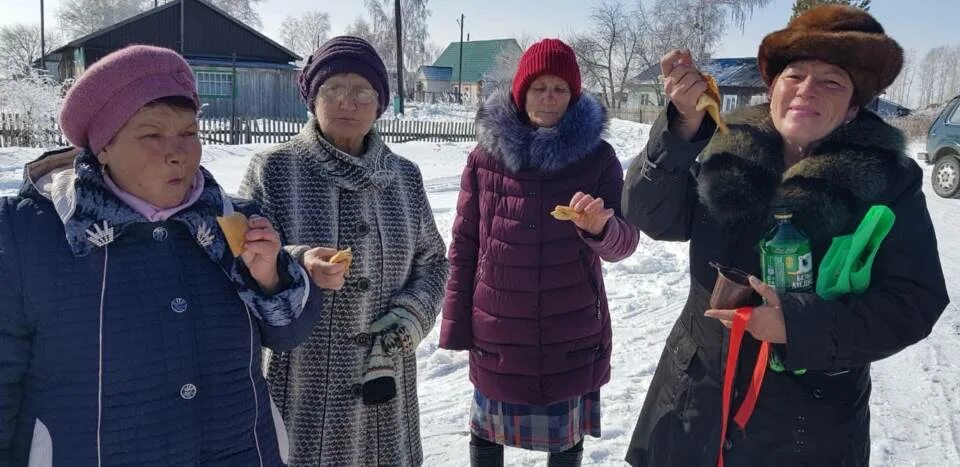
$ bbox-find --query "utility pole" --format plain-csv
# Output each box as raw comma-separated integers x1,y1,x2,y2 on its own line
456,14,464,104
394,0,405,114
180,0,185,54
40,0,45,73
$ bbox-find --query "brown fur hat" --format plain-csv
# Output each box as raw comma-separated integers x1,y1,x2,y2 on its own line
758,5,903,107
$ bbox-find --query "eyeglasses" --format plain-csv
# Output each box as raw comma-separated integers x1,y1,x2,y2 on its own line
318,83,379,105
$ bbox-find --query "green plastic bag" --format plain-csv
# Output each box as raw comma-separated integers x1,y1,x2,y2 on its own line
769,205,896,374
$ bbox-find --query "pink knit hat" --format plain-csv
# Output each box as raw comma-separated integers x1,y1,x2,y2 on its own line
59,45,200,154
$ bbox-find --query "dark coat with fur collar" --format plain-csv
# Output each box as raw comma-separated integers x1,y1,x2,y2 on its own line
621,104,948,467
439,90,640,405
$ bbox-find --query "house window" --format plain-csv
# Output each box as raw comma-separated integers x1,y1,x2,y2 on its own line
722,94,738,112
749,94,769,106
196,71,234,97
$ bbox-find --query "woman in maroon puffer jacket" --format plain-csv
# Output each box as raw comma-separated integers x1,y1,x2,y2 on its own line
439,38,640,467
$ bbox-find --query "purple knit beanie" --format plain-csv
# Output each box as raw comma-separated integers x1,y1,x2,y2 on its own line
58,45,199,155
298,36,390,117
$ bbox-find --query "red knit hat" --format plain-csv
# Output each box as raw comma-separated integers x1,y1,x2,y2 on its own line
511,38,581,111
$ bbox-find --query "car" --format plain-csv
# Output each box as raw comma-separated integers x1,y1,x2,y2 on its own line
917,95,960,198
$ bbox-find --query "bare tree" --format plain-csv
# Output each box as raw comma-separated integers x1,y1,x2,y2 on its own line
568,0,773,112
568,1,646,110
888,48,917,107
280,11,331,61
917,46,946,107
58,0,149,38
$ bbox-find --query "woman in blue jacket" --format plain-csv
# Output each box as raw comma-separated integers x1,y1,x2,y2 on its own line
0,45,330,466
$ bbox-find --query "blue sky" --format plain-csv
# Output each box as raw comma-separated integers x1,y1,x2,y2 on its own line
3,0,953,60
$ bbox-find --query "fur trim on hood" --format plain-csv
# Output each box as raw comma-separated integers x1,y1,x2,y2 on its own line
475,89,607,173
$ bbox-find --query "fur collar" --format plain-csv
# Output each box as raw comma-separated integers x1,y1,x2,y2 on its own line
697,104,912,241
475,89,607,173
23,148,233,260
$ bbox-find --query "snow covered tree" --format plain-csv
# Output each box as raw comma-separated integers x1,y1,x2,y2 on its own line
790,0,871,20
482,35,531,95
280,10,331,61
58,0,149,38
206,0,265,28
360,0,433,98
0,24,47,78
0,70,65,146
345,17,376,44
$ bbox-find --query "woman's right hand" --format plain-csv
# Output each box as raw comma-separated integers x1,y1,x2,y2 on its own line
660,49,707,140
303,247,348,290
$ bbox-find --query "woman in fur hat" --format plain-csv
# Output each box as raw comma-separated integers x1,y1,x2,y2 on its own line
0,45,326,465
622,5,949,467
240,36,449,466
439,38,640,466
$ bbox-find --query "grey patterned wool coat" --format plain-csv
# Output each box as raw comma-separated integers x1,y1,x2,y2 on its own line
240,120,449,466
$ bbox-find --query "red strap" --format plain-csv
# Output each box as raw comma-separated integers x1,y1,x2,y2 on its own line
717,307,770,467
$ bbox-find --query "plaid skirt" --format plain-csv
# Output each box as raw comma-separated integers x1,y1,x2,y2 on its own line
469,389,602,452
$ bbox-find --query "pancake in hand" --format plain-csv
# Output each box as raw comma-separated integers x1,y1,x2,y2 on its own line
695,73,729,134
216,212,249,257
550,205,582,221
329,247,353,276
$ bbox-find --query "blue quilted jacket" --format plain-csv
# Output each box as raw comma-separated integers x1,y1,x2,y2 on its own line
0,148,325,466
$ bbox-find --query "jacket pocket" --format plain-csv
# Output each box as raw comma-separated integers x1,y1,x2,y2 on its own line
578,250,601,319
664,322,699,419
475,250,489,284
28,418,52,467
473,346,500,360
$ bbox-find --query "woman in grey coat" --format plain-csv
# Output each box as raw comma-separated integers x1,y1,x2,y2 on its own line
240,36,449,466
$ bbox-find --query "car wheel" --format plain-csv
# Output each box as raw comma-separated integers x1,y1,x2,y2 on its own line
933,153,960,198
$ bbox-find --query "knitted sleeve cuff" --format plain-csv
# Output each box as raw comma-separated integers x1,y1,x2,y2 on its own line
232,252,311,326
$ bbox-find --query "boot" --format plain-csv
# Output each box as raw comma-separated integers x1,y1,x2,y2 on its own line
469,439,504,467
547,443,583,467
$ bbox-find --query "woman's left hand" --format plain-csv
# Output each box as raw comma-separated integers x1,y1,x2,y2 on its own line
704,275,787,344
569,192,614,237
241,215,282,294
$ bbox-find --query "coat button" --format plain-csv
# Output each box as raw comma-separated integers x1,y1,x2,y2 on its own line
357,277,370,291
813,388,824,399
356,223,370,236
723,438,733,451
355,333,372,346
180,383,197,400
351,383,363,397
152,226,168,242
170,298,188,314
526,190,536,196
528,224,536,230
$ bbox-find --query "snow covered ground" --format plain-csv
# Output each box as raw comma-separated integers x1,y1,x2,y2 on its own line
1,126,957,466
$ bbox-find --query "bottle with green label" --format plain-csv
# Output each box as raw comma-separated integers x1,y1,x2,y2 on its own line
760,209,812,375
760,210,814,294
